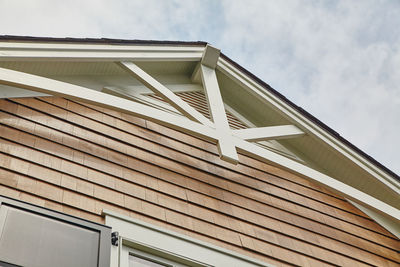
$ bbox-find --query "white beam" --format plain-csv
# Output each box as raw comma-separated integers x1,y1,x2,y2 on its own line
233,125,304,142
201,64,238,164
118,62,213,127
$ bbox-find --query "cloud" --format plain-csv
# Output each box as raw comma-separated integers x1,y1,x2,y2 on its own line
0,0,223,40
217,0,400,174
0,0,399,174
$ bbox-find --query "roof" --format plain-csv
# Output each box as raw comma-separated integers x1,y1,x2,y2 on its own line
0,35,396,180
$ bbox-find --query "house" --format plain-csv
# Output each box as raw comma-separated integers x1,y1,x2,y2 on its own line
0,36,398,266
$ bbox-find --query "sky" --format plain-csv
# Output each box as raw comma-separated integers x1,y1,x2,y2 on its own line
0,0,399,175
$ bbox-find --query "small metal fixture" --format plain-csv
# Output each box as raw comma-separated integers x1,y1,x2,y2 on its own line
111,231,119,246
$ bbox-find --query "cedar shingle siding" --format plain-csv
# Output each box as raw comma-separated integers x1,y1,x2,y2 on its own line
0,96,399,266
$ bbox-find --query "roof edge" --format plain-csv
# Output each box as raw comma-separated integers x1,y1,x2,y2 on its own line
0,35,208,47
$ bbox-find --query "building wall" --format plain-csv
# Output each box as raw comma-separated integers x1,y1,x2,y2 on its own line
0,96,399,266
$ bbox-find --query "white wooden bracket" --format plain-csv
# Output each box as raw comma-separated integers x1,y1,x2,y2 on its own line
199,45,238,164
118,61,213,128
199,45,304,164
201,64,238,164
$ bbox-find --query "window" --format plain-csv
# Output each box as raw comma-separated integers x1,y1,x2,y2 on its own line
0,196,111,267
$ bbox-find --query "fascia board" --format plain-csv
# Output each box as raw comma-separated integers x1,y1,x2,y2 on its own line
0,41,205,51
217,57,400,195
0,41,204,62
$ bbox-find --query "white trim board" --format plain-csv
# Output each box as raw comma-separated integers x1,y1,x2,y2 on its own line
0,42,204,62
201,64,238,164
119,61,212,127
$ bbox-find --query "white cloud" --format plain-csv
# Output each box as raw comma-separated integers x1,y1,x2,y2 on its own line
0,0,399,174
217,0,400,174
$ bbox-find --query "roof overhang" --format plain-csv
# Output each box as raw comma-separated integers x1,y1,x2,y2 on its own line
0,36,398,235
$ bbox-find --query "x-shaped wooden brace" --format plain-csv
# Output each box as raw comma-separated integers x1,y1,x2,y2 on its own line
118,45,304,164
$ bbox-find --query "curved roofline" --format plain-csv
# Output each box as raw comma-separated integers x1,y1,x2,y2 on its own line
0,35,398,180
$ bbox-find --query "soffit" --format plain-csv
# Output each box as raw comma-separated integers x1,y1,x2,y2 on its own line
0,61,197,77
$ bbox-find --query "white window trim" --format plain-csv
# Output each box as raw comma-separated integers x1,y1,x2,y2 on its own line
103,209,273,267
121,239,208,267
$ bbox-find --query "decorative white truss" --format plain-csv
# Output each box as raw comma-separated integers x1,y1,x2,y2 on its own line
116,45,306,164
0,42,399,225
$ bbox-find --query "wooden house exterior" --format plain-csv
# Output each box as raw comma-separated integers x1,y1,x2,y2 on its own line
0,36,398,267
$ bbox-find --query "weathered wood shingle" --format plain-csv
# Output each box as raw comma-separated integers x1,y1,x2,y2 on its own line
0,96,399,266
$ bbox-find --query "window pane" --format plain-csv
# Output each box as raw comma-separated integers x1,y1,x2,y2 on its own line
129,254,170,267
0,206,99,267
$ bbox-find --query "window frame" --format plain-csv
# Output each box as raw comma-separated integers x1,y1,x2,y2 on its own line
103,209,272,267
121,238,205,267
0,195,112,267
